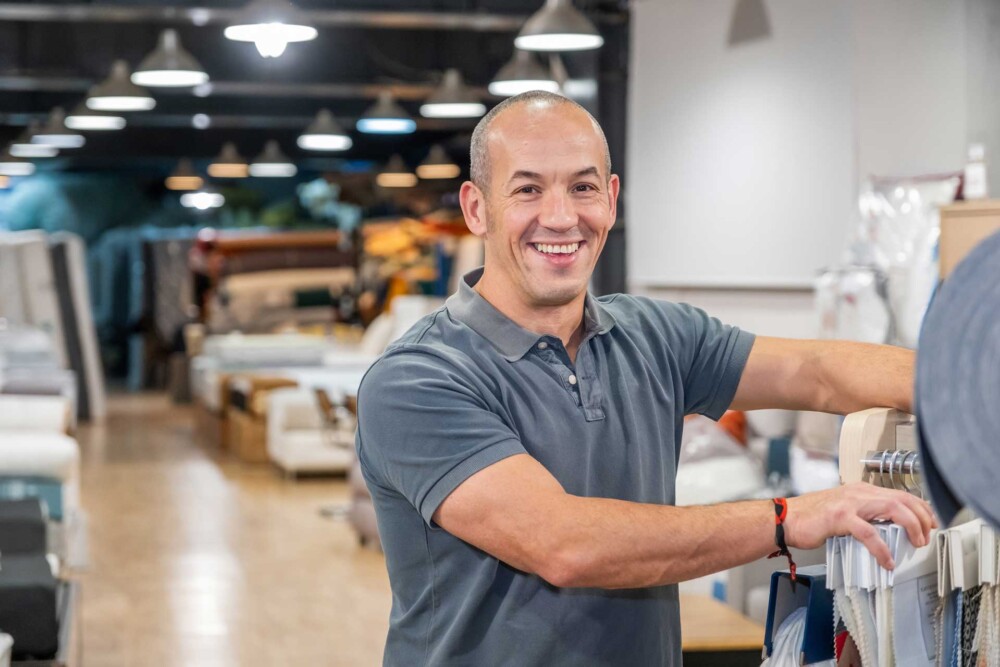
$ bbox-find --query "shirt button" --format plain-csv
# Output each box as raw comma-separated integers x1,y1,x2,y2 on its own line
568,374,577,385
537,341,549,350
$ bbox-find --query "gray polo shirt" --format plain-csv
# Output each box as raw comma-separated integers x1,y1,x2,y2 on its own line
356,268,755,667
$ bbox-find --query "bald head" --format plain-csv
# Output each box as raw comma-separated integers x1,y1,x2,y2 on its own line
469,91,612,194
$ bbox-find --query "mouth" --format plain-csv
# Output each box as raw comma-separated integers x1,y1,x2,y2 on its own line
528,241,584,267
529,241,582,255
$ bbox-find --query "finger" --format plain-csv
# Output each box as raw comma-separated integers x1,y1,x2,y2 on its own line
874,496,926,548
899,493,936,538
849,516,893,570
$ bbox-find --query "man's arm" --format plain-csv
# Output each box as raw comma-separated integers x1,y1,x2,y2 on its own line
730,336,915,414
434,453,935,590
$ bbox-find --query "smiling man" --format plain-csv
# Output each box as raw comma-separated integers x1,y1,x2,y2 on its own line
355,91,934,667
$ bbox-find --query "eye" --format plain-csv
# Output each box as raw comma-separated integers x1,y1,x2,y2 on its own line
573,183,598,193
515,185,540,195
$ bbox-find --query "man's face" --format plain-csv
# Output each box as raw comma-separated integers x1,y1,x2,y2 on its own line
470,103,619,308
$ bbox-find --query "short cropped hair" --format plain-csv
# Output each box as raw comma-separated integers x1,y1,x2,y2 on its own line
469,91,612,193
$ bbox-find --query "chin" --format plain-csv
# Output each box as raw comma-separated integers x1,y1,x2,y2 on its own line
528,283,587,307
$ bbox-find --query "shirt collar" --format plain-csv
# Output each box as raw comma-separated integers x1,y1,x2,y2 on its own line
445,267,617,361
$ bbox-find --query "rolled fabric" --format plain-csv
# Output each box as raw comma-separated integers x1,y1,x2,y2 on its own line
916,229,1000,528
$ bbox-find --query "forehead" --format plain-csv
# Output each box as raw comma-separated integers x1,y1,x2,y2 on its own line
486,104,604,179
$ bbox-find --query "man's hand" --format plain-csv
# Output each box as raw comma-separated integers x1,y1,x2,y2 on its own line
784,482,937,569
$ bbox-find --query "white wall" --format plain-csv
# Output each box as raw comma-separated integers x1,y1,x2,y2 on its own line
627,0,973,336
965,0,1000,196
627,0,855,289
632,286,817,339
852,2,967,179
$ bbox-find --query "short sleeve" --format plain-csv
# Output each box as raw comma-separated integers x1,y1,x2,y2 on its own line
670,303,755,419
356,347,527,526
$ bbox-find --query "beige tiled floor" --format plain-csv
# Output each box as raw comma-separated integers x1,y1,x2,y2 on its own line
74,393,391,666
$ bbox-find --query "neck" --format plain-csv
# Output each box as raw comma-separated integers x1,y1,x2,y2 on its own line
474,266,587,359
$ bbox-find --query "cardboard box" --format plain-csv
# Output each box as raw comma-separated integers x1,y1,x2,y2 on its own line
939,200,1000,279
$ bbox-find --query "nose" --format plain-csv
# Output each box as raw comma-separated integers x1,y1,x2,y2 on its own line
539,189,577,232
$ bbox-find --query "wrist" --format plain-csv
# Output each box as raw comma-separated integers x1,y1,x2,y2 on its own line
767,496,798,582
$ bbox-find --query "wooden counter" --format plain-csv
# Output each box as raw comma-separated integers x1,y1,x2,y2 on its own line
681,594,765,652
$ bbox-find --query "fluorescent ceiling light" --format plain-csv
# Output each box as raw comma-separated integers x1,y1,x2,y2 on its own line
377,154,417,188
87,60,156,111
357,92,416,134
489,50,560,97
132,29,209,88
250,140,297,177
208,142,249,179
420,69,486,119
515,0,604,52
32,108,85,148
65,103,126,131
297,109,352,151
416,145,461,180
225,0,317,58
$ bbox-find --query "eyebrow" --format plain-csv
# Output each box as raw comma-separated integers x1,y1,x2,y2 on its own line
505,166,602,188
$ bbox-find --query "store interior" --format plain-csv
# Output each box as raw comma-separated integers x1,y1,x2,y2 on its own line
0,1,999,666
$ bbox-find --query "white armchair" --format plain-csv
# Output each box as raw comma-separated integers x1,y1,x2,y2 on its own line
266,387,354,475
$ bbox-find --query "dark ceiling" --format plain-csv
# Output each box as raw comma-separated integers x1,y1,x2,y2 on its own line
0,1,628,171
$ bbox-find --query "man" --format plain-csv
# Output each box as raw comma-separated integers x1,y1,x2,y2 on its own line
356,91,935,666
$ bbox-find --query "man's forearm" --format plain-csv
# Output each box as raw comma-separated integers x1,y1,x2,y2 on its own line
810,341,914,414
539,496,775,589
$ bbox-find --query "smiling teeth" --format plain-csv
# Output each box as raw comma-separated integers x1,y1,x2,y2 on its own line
533,242,580,254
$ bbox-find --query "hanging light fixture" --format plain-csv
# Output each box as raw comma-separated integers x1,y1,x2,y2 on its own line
416,145,461,180
65,102,126,131
489,50,561,96
32,108,85,149
9,122,58,159
249,140,297,177
356,92,417,134
165,159,204,191
515,0,604,52
224,0,318,59
297,109,352,151
0,152,36,177
87,60,156,111
208,143,249,179
181,186,225,210
376,155,417,188
132,29,209,88
420,69,486,119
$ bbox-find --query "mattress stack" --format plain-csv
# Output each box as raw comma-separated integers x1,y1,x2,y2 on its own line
0,316,89,574
0,230,106,422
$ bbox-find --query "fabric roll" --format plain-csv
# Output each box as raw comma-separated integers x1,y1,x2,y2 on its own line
916,229,1000,528
960,586,981,667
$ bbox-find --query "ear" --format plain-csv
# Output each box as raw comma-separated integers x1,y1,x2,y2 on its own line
607,174,621,229
460,181,488,237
